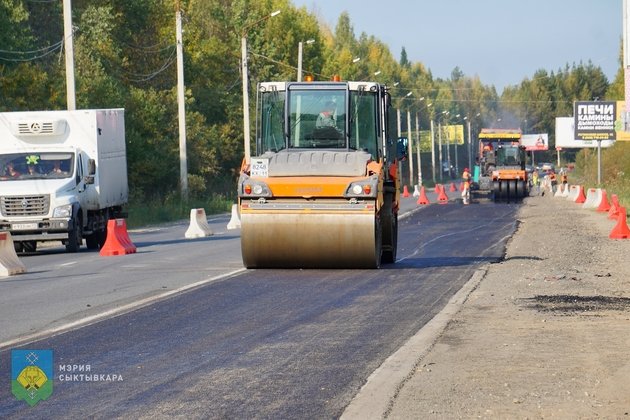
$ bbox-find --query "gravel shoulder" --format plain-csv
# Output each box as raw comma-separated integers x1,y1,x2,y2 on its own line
387,193,630,418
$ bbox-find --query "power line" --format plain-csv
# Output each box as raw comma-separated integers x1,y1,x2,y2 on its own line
0,40,63,62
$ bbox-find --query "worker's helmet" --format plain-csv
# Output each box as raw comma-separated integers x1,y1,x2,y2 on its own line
464,167,469,172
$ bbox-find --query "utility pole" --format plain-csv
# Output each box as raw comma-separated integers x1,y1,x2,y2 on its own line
175,0,188,197
467,120,472,172
624,0,630,130
297,41,304,82
407,110,414,187
242,10,281,165
438,121,443,182
430,120,436,183
415,112,422,186
62,0,76,110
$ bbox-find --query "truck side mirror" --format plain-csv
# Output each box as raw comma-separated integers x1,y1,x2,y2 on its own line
84,159,96,184
88,159,96,176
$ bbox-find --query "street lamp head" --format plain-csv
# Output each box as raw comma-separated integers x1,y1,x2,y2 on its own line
406,91,412,97
393,82,399,86
352,57,361,63
242,9,281,36
374,70,381,76
306,38,315,44
419,96,425,101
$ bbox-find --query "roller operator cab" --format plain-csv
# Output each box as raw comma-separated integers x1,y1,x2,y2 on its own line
475,128,528,201
0,109,128,253
238,81,406,269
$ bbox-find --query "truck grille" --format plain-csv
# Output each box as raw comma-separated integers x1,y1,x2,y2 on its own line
1,195,50,216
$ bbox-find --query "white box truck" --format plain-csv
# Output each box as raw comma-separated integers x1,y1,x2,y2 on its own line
0,109,128,252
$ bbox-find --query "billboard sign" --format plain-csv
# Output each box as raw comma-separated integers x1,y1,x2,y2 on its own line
574,101,616,140
556,117,614,148
615,100,630,140
521,134,549,151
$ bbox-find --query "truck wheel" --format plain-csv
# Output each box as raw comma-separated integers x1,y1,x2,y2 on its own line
66,219,83,253
86,228,107,250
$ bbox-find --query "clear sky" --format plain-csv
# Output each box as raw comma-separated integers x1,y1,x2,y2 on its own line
293,0,622,93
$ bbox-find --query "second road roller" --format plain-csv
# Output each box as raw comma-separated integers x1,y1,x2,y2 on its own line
475,128,529,202
237,80,406,268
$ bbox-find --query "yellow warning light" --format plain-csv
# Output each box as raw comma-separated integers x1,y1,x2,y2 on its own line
304,74,314,82
332,74,341,82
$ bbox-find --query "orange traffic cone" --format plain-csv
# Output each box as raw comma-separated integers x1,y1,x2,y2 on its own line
449,182,457,192
608,194,620,220
437,184,449,204
609,206,630,239
403,185,410,198
596,189,611,212
417,186,431,205
575,185,586,203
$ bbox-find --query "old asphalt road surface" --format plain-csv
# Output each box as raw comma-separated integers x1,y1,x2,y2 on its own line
345,192,630,418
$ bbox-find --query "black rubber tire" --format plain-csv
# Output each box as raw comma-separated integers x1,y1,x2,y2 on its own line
381,213,398,264
65,218,82,253
13,242,24,253
85,233,99,250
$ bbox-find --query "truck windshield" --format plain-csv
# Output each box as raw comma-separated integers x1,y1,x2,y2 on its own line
0,153,74,181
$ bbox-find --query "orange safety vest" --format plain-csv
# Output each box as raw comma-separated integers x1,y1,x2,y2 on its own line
462,170,471,185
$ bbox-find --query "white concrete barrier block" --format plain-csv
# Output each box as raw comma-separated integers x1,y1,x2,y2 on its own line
185,208,213,238
227,204,241,230
582,188,601,209
0,232,27,276
567,185,579,201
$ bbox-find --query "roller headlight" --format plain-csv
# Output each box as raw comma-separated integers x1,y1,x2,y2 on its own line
240,180,272,197
345,176,379,198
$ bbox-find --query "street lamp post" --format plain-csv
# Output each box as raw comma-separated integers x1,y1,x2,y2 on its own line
241,10,281,165
297,38,315,81
415,112,422,186
464,116,472,172
405,92,413,188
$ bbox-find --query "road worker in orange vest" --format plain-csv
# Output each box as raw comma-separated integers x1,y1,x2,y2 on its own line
461,167,472,204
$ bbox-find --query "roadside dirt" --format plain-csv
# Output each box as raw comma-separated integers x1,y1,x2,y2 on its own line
387,192,630,418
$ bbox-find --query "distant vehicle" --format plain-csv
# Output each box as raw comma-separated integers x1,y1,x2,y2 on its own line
475,128,529,201
540,162,555,171
0,109,128,253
